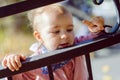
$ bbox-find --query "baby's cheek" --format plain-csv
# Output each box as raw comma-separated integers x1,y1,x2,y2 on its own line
70,39,74,45
50,43,59,51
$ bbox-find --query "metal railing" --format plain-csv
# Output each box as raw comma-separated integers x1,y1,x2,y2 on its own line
0,32,119,80
0,0,120,80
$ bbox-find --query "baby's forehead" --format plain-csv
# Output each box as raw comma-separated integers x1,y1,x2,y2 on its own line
43,10,70,19
34,8,72,23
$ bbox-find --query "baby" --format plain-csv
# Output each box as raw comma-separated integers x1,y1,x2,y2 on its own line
2,3,104,80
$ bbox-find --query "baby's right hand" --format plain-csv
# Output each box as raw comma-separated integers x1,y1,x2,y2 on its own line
2,54,26,71
82,16,104,33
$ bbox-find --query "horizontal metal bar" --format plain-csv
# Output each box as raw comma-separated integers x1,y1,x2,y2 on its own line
0,32,120,78
0,0,63,18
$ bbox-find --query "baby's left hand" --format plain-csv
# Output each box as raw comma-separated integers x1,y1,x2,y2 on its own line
82,16,104,33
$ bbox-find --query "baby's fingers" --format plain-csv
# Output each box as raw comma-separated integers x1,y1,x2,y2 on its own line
2,57,7,68
92,16,104,25
82,20,94,27
15,55,22,68
20,54,26,61
82,20,97,32
91,16,104,30
7,58,16,71
7,55,21,71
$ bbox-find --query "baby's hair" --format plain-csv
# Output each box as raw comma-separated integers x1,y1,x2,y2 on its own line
27,3,70,30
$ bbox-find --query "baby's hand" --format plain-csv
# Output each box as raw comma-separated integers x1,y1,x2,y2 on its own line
82,16,104,33
2,54,26,71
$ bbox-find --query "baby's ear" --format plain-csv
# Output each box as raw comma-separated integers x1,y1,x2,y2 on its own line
33,31,42,42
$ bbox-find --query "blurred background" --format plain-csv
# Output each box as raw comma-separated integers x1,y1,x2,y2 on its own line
0,0,120,80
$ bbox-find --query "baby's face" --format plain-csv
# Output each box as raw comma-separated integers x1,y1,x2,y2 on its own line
37,12,74,51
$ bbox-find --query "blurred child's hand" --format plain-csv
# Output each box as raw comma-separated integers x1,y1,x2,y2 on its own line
82,16,104,33
2,54,26,71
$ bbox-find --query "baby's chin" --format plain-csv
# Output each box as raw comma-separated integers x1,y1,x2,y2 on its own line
57,45,73,49
48,44,74,50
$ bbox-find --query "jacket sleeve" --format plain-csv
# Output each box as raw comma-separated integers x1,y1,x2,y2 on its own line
74,33,99,44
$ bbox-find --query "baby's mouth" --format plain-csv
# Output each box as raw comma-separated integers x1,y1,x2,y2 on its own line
59,43,69,49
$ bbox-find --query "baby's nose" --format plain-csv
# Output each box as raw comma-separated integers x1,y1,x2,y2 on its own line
60,33,68,39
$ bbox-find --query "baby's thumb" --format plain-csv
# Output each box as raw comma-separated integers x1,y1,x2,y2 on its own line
20,54,26,61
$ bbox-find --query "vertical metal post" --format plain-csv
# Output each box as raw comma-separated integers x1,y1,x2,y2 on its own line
7,76,12,80
47,65,54,80
85,53,93,80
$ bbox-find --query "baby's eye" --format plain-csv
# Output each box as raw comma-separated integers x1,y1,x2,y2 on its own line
67,28,73,32
52,30,60,34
